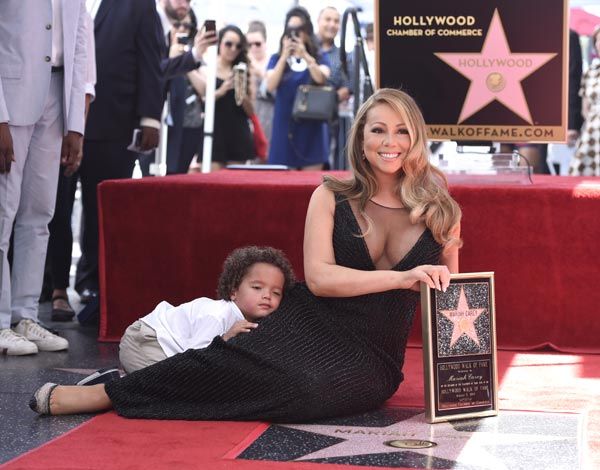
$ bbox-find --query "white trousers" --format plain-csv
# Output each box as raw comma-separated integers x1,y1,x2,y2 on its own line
0,72,63,329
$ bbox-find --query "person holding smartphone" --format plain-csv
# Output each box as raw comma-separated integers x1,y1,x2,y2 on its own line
265,6,331,170
162,10,206,175
189,25,255,170
142,3,218,175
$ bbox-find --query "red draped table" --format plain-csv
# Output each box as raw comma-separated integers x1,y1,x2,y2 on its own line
97,172,600,353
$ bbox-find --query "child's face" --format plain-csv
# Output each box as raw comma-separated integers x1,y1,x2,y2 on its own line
230,263,285,321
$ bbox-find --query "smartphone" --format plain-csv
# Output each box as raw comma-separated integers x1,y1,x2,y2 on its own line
203,19,216,34
133,128,142,147
127,128,153,155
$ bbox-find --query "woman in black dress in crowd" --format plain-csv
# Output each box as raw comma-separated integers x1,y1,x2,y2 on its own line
189,25,254,170
30,88,462,421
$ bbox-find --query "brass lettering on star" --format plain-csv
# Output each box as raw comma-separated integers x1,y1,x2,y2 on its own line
335,429,406,437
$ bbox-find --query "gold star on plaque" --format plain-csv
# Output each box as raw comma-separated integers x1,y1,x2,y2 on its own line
439,287,486,347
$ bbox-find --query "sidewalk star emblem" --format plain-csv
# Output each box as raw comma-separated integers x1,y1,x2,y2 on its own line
434,9,556,124
280,412,570,467
234,408,580,468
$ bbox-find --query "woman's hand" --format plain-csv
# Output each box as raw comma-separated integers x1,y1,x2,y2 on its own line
282,36,295,59
399,264,451,292
216,75,233,99
222,320,258,341
291,37,307,60
169,30,187,58
193,28,217,60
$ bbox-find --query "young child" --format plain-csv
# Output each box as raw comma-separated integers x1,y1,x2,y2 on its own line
87,246,295,381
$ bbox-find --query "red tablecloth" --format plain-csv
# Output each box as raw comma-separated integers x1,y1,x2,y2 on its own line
98,172,600,353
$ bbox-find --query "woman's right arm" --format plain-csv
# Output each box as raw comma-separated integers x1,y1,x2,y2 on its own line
265,40,292,93
265,57,288,93
303,185,450,297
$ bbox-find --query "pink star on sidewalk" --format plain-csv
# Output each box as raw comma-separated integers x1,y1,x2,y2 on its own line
439,286,486,347
435,9,556,123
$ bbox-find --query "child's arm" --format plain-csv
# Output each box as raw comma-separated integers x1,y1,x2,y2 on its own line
222,320,258,341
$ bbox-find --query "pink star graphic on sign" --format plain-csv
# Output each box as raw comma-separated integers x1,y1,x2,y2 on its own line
439,287,486,347
434,9,556,124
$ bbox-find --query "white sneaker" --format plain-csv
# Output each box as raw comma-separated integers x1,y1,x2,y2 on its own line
0,328,38,355
13,320,69,352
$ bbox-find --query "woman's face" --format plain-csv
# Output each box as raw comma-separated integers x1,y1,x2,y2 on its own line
220,30,243,62
362,103,411,176
286,16,308,44
246,31,266,61
595,32,600,55
173,14,192,38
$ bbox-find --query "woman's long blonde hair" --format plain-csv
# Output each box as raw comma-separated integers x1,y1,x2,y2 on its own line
323,88,462,249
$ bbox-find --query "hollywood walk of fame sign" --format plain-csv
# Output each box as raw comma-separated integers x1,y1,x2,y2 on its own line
375,0,568,142
420,272,498,423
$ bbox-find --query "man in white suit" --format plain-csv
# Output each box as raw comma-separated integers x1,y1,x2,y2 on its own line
0,0,88,355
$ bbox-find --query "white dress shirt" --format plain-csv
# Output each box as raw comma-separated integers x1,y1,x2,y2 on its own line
85,0,101,19
141,298,245,357
50,0,64,66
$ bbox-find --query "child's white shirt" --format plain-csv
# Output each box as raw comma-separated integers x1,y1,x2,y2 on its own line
140,298,244,357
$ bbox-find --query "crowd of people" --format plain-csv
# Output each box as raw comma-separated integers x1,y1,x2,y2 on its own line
149,3,358,173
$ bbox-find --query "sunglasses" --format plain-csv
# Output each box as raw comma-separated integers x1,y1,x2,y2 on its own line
173,21,193,30
223,41,242,50
249,41,264,47
286,25,305,36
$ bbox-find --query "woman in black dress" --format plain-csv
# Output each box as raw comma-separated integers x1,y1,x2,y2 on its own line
30,89,462,421
190,25,254,170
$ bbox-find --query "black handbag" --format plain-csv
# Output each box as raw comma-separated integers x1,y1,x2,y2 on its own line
292,84,338,122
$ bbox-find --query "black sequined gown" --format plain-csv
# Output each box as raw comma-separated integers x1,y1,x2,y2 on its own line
105,196,443,422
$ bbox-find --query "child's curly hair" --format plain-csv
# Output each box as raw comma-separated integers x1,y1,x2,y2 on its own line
217,246,296,299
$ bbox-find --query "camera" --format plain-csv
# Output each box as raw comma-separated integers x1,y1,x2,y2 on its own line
176,33,191,45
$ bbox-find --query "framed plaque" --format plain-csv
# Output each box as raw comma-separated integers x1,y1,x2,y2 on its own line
420,272,498,423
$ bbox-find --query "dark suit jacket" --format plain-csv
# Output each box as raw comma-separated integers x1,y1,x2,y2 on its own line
569,29,583,132
159,36,203,168
162,50,198,81
85,0,164,141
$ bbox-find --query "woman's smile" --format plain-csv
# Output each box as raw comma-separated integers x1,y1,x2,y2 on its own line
378,152,402,161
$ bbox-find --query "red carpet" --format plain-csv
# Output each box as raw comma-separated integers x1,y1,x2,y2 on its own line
3,348,599,470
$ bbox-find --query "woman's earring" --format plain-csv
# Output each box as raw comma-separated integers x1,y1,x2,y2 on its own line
362,151,366,160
